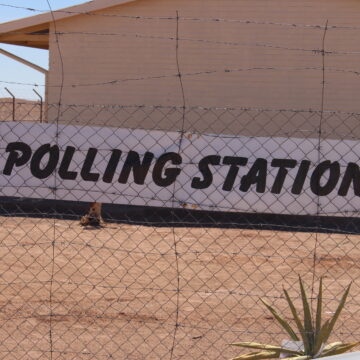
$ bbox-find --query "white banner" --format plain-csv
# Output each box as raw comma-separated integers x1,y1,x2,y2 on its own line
1,121,360,216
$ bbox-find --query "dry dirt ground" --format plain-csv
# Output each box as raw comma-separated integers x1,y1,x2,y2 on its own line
0,99,359,359
0,215,359,360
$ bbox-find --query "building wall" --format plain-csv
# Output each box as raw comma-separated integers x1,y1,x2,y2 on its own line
47,0,360,136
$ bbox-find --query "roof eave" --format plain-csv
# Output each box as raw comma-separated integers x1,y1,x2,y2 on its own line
0,23,50,49
0,0,137,35
0,38,49,50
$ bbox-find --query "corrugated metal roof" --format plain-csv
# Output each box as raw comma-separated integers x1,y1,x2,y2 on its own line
0,0,136,49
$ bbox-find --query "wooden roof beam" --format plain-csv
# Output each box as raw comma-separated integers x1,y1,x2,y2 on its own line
0,47,48,74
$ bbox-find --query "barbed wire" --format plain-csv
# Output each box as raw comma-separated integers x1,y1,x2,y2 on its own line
168,11,184,359
57,31,358,55
2,182,360,216
2,2,360,30
0,276,358,304
2,65,360,89
44,1,63,360
3,28,360,56
311,19,328,306
2,210,360,237
0,113,359,359
1,3,360,359
2,100,360,116
0,236,358,264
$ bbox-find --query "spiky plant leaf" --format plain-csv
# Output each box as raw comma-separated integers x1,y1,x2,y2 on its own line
321,341,343,352
313,319,330,356
283,288,309,353
260,299,299,341
231,351,280,360
230,342,302,355
322,282,352,345
312,279,325,357
298,276,314,351
315,278,323,339
230,278,355,360
320,342,360,357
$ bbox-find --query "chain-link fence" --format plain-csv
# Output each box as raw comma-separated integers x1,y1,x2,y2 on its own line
0,99,46,123
0,100,360,360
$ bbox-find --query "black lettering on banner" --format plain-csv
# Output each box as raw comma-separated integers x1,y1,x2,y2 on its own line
240,158,267,193
191,155,221,189
310,160,340,196
222,156,248,191
3,142,32,176
103,149,122,183
338,162,360,196
153,152,182,187
30,144,60,179
119,151,154,185
291,160,311,195
271,159,297,194
59,146,78,180
81,148,100,182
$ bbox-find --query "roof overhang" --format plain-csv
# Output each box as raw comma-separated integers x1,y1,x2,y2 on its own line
0,0,136,49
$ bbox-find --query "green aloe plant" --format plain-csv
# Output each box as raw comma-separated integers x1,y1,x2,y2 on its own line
230,277,358,359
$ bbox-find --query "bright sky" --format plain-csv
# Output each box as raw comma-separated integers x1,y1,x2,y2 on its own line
0,0,85,99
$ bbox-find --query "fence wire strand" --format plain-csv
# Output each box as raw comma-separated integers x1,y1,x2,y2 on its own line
1,8,360,360
1,99,360,359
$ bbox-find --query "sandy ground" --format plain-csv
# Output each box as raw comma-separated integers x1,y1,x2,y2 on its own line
0,100,359,357
0,215,359,359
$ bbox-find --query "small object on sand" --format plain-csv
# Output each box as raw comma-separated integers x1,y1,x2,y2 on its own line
80,202,104,227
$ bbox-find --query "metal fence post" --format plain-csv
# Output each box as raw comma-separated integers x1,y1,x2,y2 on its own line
33,89,43,123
